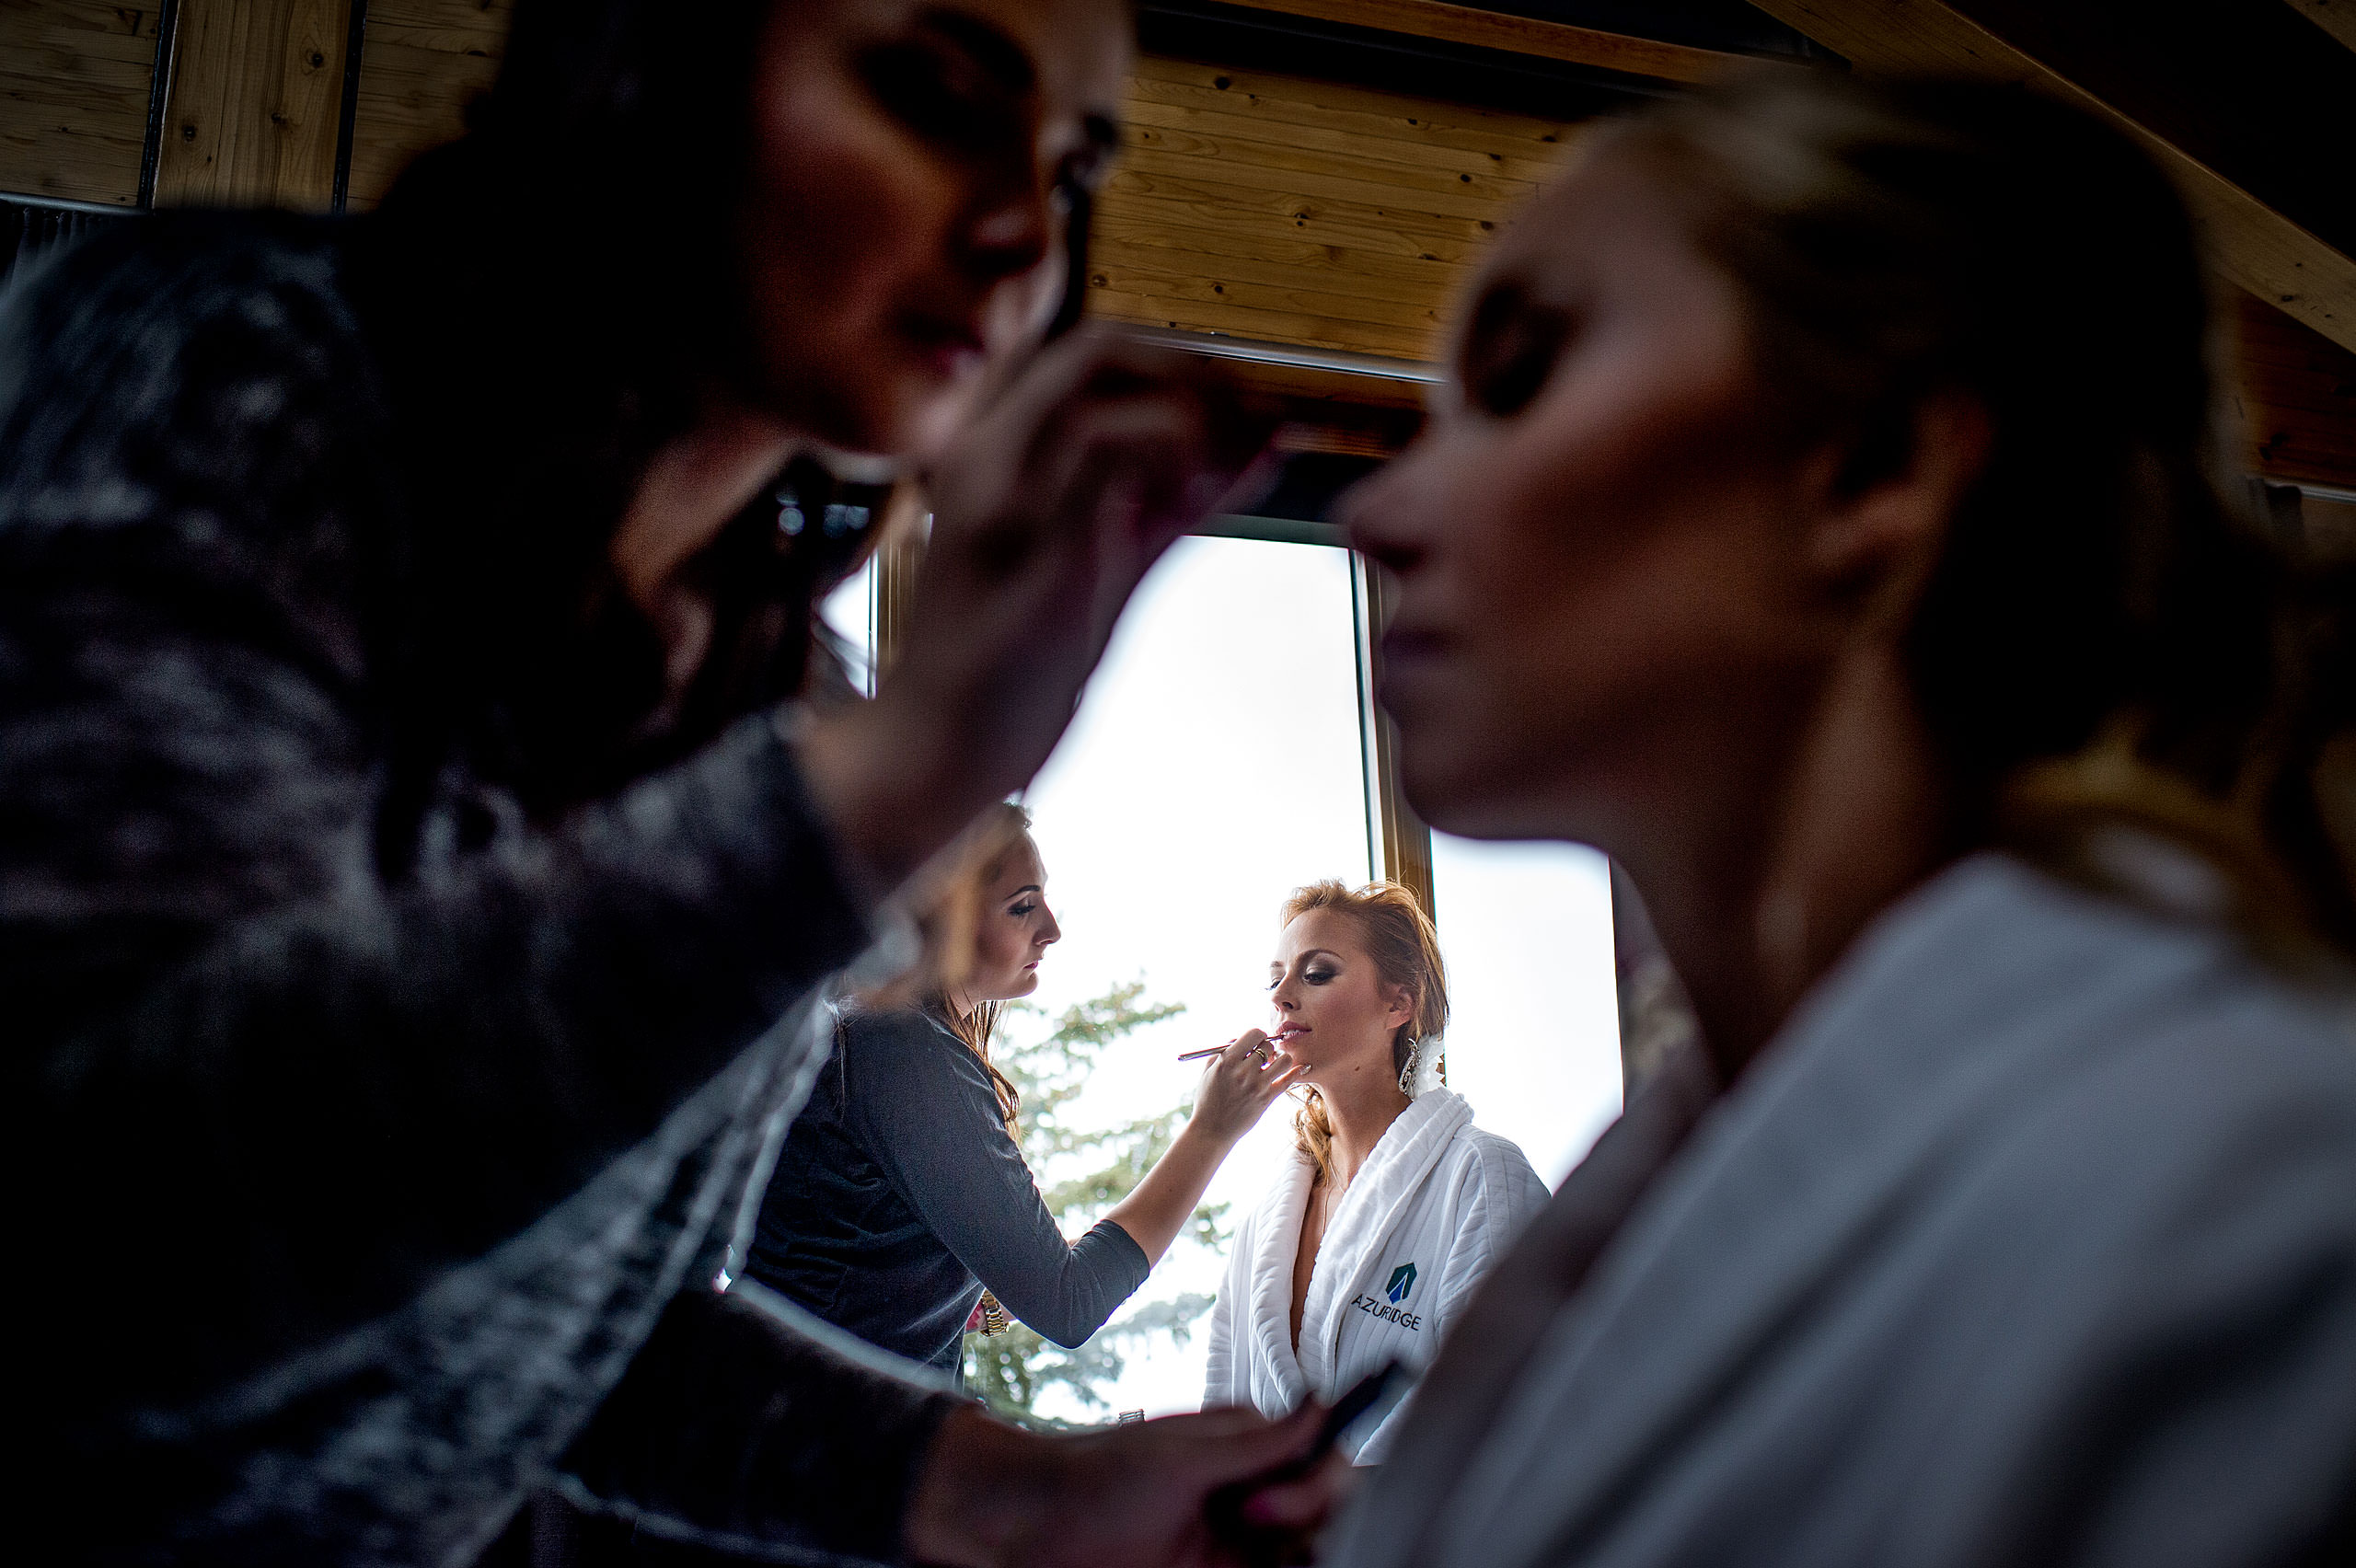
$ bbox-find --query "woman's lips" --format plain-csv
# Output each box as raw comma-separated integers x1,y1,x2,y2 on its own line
1380,626,1446,669
901,315,987,378
1270,1025,1308,1044
1377,626,1452,716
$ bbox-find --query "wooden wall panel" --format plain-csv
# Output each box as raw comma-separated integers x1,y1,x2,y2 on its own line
1091,54,1581,360
0,2,162,207
2235,291,2356,490
344,0,509,208
152,0,354,208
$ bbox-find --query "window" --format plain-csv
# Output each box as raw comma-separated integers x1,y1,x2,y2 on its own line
1427,836,1622,1186
856,498,1625,1420
821,558,878,698
1019,534,1373,1421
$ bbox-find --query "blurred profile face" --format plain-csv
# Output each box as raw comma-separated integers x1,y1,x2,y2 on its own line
964,837,1060,1003
739,0,1129,458
1339,147,1840,847
1268,909,1413,1094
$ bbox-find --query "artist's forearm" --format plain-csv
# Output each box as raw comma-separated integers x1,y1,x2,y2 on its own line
907,1403,1057,1568
1104,1124,1230,1263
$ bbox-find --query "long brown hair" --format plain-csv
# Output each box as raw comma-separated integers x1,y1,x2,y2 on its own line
1282,880,1449,1183
1611,69,2356,961
863,801,1032,1129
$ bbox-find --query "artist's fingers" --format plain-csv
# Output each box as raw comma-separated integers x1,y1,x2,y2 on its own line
975,321,1162,446
1239,1456,1354,1530
1181,1402,1284,1439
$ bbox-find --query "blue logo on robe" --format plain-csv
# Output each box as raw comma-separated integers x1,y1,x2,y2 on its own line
1385,1262,1417,1304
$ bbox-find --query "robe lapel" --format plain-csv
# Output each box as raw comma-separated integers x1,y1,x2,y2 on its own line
1300,1092,1474,1389
1250,1154,1315,1414
1434,858,2232,1568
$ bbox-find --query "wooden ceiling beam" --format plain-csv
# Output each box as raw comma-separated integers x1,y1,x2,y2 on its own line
1743,0,2356,353
2285,1,2356,55
1211,0,1763,86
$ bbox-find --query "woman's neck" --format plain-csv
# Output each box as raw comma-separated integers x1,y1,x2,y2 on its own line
1623,640,1951,1086
1316,1062,1413,1192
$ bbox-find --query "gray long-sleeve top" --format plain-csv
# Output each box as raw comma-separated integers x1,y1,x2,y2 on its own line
745,1006,1152,1372
3,212,957,1565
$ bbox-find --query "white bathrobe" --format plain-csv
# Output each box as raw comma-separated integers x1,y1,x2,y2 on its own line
1203,1088,1549,1461
1327,853,2356,1567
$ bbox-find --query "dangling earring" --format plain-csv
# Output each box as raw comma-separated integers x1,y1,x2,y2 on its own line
1397,1036,1420,1095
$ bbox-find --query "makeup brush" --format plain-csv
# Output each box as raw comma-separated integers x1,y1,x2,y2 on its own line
1177,1033,1293,1063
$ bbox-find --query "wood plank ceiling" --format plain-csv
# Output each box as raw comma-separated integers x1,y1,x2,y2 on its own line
1092,54,1581,360
0,0,2349,489
150,0,355,207
346,0,507,210
0,1,163,206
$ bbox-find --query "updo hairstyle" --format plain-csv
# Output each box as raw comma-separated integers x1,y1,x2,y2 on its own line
1282,879,1449,1182
1609,69,2356,958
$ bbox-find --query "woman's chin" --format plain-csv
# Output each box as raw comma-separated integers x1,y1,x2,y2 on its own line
880,357,993,461
756,363,968,465
1400,740,1508,836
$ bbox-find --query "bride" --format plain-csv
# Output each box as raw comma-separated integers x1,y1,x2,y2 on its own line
1203,879,1550,1460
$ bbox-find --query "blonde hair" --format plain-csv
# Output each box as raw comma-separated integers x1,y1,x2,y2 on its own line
1281,880,1449,1183
864,801,1032,1128
1607,68,2356,963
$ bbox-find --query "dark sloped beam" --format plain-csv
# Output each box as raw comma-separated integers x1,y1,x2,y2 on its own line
2286,1,2356,54
1744,0,2356,353
1218,0,1765,85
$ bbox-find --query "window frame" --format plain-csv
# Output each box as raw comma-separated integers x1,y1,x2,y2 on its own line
867,502,1432,913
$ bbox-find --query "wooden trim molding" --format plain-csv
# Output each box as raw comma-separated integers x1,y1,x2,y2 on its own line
1353,553,1436,917
869,486,930,678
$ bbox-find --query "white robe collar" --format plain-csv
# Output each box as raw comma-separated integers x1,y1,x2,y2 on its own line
1246,1152,1315,1412
1250,1090,1476,1401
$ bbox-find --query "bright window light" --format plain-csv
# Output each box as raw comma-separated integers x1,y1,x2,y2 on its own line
1427,836,1622,1187
821,559,877,698
1019,536,1370,1421
1003,533,1624,1420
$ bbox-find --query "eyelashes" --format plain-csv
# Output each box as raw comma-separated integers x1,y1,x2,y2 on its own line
1265,967,1340,988
860,40,1022,152
1458,282,1574,419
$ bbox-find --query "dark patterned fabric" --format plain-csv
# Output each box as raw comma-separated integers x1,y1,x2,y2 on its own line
1,213,953,1566
746,1005,1151,1373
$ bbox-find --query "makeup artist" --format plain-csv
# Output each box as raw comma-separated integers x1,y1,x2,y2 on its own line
745,804,1302,1379
1,0,1352,1562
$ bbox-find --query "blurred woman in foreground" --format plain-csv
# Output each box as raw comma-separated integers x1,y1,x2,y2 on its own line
0,0,1334,1562
1333,69,2356,1566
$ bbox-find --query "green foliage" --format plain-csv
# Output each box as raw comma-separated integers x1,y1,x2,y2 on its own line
961,980,1232,1428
